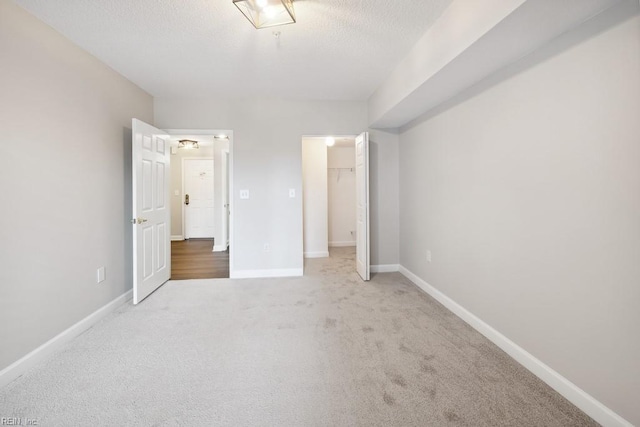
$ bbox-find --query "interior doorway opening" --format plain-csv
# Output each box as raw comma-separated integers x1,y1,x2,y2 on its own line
167,131,232,280
301,135,358,262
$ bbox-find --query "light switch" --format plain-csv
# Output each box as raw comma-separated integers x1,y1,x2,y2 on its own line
240,190,250,199
174,190,179,196
289,189,295,198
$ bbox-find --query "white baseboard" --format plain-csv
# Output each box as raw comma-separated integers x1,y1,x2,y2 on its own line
0,290,132,389
171,235,184,241
304,251,330,259
329,241,356,247
371,264,399,273
212,245,227,252
231,268,303,279
398,266,632,427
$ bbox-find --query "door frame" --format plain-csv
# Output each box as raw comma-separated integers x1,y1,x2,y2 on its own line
166,129,235,277
221,149,230,250
182,157,214,240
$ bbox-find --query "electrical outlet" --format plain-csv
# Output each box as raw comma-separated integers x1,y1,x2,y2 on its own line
96,267,106,283
426,250,432,263
264,243,270,252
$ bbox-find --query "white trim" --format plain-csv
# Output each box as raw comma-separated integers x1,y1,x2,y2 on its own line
171,235,184,241
371,264,399,273
0,290,132,389
398,266,633,427
304,251,330,259
212,244,227,252
329,241,356,247
231,268,303,279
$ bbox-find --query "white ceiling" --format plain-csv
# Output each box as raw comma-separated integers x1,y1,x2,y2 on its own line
12,0,453,100
369,0,625,128
305,136,355,148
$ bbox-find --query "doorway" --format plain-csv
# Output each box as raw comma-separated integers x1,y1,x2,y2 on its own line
301,134,370,280
167,131,232,280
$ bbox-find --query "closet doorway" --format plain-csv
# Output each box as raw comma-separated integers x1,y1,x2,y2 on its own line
301,135,361,271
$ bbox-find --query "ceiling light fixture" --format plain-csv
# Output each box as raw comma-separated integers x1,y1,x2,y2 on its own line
214,134,229,140
325,137,336,147
178,139,199,149
233,0,295,29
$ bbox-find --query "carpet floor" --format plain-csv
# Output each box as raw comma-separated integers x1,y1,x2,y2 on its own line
0,248,596,426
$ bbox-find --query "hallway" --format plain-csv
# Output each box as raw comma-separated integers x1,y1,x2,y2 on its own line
171,239,229,280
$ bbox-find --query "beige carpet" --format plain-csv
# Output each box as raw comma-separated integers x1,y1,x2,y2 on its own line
0,247,596,426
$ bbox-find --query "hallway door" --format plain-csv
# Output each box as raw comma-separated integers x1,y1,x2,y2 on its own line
132,119,171,304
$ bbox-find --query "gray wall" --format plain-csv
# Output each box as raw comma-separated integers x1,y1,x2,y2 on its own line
369,130,400,268
0,1,154,370
302,138,329,257
154,98,400,272
398,6,640,425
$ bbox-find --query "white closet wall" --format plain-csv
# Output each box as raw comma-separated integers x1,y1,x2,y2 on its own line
328,146,356,247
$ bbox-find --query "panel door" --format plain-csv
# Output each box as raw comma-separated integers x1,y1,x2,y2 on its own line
132,119,171,304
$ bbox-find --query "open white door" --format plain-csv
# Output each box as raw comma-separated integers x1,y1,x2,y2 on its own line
132,119,171,304
355,132,370,281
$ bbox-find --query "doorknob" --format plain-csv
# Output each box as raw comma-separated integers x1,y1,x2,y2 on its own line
185,194,190,205
130,218,148,224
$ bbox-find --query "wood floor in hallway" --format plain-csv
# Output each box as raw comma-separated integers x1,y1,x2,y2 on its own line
171,238,229,280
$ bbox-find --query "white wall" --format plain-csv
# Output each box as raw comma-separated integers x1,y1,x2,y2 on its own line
302,139,328,258
155,98,403,275
398,6,640,425
327,146,356,247
0,1,154,371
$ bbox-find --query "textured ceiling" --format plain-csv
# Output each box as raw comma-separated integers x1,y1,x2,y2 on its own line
12,0,454,100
